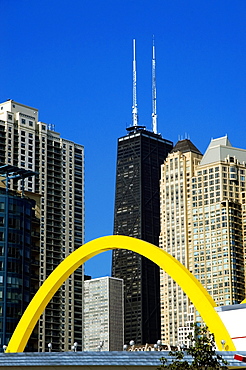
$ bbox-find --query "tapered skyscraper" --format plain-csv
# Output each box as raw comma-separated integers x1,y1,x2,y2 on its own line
112,40,173,344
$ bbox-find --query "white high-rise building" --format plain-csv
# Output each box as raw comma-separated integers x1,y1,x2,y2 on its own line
160,137,246,346
83,277,124,351
0,99,84,351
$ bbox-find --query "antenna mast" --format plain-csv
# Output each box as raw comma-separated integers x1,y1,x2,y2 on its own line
152,36,157,134
132,39,138,126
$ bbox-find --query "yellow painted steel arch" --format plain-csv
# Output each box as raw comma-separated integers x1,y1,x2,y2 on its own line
6,235,235,352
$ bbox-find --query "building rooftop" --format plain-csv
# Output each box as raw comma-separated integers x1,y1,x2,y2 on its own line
171,139,202,155
0,351,245,369
119,126,173,145
200,135,246,166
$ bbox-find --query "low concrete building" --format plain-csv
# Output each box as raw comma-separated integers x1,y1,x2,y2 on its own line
83,277,124,351
215,303,246,350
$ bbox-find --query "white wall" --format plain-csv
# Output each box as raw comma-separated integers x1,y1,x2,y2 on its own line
215,303,246,350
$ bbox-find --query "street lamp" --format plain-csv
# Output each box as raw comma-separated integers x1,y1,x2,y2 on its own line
154,340,162,351
180,343,185,351
221,340,226,350
129,340,135,351
48,343,52,352
72,342,78,352
98,341,104,351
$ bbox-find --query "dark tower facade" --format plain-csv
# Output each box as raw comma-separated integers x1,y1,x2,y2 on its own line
112,126,173,345
0,188,39,350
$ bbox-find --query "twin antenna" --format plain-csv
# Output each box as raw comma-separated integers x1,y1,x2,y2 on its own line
132,38,157,134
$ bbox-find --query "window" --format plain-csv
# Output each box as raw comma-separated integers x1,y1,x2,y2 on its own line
29,121,33,127
21,118,26,124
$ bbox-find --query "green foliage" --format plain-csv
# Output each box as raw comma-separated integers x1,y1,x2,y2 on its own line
158,351,190,369
157,323,228,370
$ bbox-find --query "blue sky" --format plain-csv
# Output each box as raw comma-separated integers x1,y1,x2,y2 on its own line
2,0,246,278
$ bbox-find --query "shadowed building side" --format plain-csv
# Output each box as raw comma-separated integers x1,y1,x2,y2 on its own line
112,126,173,345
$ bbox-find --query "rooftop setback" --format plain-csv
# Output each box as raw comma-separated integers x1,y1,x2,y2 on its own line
171,139,202,155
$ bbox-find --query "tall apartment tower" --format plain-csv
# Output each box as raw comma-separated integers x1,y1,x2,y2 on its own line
0,100,84,351
160,137,246,346
112,126,173,345
83,276,124,351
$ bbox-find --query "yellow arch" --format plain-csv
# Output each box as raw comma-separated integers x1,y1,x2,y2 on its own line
6,235,235,352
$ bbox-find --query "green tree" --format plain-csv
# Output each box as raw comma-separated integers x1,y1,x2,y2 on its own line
158,324,228,370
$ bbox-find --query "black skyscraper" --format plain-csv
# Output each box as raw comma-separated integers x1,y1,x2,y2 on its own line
112,125,173,345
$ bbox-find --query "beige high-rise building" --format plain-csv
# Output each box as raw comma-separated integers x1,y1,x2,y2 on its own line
160,136,246,346
0,99,84,351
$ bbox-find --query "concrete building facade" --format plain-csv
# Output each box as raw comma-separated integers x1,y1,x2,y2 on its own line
83,276,124,351
0,100,84,351
160,137,246,346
